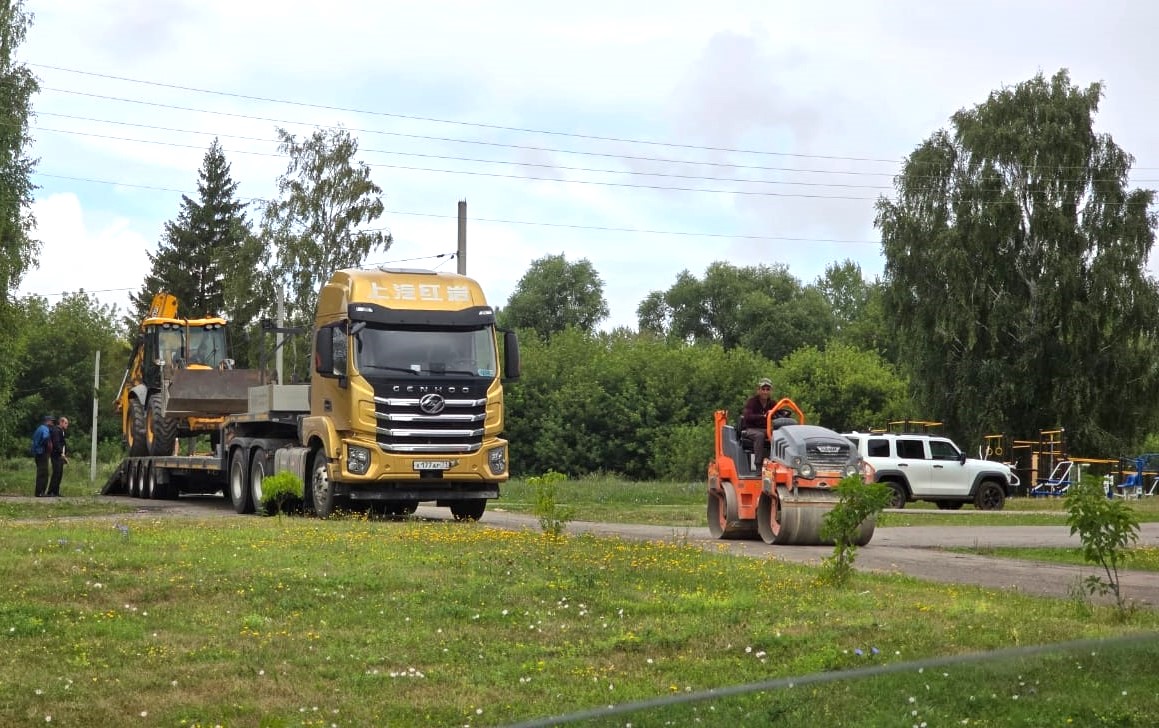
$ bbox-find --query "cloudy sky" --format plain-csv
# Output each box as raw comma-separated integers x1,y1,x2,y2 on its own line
15,0,1159,329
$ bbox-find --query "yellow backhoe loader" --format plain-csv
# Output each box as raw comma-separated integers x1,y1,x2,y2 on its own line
115,293,263,456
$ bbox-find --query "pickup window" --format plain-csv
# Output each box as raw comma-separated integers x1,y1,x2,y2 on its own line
896,439,926,459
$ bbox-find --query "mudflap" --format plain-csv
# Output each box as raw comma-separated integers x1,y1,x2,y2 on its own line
165,368,265,416
101,460,129,495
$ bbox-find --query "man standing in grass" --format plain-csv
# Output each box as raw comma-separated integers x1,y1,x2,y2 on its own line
32,414,55,497
46,416,70,497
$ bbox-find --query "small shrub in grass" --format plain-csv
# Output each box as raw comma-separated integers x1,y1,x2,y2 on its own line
820,475,891,586
527,470,574,537
259,471,303,516
1065,474,1140,617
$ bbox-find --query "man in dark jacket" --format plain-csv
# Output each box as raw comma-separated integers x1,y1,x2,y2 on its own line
740,378,795,467
46,416,69,497
32,414,55,497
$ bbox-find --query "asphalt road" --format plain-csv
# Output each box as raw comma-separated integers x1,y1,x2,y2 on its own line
95,494,1159,608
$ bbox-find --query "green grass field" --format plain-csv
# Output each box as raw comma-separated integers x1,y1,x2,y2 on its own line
1,513,1156,726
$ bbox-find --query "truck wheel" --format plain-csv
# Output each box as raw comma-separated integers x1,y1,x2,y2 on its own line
885,482,907,509
974,482,1006,511
230,450,254,514
310,452,336,519
146,393,177,456
450,499,486,521
249,448,268,515
128,398,148,456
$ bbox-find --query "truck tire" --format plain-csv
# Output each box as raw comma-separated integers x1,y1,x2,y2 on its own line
450,498,486,521
147,393,178,457
249,448,268,515
128,398,148,457
310,451,336,519
229,449,254,514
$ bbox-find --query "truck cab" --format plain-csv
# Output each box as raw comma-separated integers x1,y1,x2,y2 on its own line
300,267,521,519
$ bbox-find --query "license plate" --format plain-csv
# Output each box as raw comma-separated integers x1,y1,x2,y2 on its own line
413,460,452,471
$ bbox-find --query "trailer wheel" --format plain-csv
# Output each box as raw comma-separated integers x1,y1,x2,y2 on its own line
128,460,142,498
249,448,268,515
310,451,336,519
450,499,486,521
144,461,157,499
230,449,254,514
128,398,148,457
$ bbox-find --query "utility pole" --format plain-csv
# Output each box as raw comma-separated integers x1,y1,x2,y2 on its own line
457,199,467,275
276,287,285,384
90,350,100,482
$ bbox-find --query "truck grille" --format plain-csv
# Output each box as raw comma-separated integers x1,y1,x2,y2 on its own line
373,394,488,453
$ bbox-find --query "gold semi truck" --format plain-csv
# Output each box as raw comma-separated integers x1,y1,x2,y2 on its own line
104,267,521,521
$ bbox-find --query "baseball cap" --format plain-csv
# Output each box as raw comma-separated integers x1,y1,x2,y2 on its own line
758,378,772,388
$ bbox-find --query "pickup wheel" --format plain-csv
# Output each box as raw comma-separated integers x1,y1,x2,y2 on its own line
975,481,1006,511
884,482,907,509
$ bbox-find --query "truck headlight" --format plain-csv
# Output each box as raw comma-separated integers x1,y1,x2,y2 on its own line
347,445,371,475
798,461,816,480
842,463,860,478
487,446,506,475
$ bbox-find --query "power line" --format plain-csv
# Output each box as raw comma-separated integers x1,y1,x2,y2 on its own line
35,110,906,179
31,123,897,192
31,63,904,164
32,172,882,244
32,76,1159,176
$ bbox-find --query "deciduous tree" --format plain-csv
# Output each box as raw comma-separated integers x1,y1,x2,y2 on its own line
876,69,1159,453
638,262,835,362
262,126,391,323
501,254,608,339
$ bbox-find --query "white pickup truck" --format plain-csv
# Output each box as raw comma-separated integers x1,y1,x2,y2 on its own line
842,431,1020,510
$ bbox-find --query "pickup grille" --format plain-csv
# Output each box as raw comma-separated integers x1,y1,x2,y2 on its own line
374,394,488,454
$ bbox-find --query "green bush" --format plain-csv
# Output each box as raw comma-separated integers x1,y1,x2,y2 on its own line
820,475,891,586
1065,475,1141,617
259,471,303,516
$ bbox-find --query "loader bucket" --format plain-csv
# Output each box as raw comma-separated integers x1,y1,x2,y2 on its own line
165,368,266,416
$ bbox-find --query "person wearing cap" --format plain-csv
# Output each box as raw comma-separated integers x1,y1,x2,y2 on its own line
31,415,55,497
741,378,795,468
46,416,70,497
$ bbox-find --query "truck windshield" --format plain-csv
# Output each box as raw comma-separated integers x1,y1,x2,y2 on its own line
354,326,498,378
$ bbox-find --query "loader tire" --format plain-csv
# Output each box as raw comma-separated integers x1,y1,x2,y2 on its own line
147,393,178,457
128,398,148,457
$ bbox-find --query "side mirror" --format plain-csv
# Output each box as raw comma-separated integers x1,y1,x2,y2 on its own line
959,452,967,465
314,327,333,376
502,329,521,381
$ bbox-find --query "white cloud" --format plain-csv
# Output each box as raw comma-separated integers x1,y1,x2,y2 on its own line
19,194,152,317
